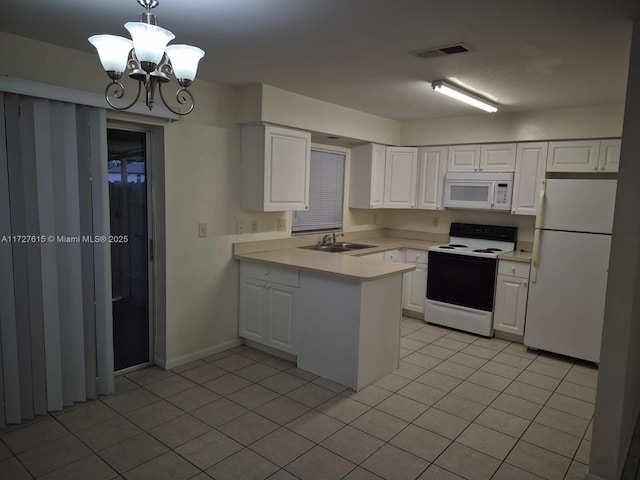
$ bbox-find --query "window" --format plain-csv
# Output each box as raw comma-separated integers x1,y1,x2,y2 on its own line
292,149,345,233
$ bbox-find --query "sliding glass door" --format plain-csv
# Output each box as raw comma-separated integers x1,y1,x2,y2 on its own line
107,128,153,372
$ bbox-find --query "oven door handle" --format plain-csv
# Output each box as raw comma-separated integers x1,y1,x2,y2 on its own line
531,178,547,283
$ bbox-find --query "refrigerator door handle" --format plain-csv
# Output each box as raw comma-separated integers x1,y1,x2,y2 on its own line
531,178,547,283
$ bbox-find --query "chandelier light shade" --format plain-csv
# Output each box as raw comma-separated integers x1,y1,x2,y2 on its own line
88,0,205,115
431,79,498,113
88,35,134,73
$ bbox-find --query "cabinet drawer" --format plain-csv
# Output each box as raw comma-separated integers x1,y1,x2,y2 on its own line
405,249,428,264
240,262,299,287
384,249,406,262
498,260,530,278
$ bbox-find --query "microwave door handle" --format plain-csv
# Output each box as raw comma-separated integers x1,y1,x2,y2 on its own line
489,182,496,207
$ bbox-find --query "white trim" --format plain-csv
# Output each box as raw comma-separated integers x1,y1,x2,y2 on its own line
0,76,178,121
155,338,244,370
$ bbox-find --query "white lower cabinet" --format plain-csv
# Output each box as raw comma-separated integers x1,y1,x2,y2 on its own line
493,260,530,336
239,262,298,355
402,249,428,315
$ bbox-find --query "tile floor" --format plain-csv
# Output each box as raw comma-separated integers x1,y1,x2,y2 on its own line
0,317,601,480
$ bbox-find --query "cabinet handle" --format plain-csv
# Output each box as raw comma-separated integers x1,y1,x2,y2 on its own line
594,166,598,171
370,204,374,208
511,266,516,273
305,205,309,210
600,166,605,171
415,255,420,260
264,271,270,276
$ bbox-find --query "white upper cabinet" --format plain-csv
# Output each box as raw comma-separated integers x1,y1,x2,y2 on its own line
447,143,515,172
546,140,600,172
384,147,418,208
512,142,548,216
480,143,517,172
417,146,447,210
349,143,387,209
447,144,481,172
598,139,621,172
241,125,311,211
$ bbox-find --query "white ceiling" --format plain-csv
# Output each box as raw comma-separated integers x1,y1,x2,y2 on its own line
1,0,638,120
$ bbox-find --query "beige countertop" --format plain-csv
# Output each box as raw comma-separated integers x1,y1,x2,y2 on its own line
234,233,532,280
234,236,442,281
499,250,533,263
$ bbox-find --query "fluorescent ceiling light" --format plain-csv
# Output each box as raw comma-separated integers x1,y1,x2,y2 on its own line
431,80,498,113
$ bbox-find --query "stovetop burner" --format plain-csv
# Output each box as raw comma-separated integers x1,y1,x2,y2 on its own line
448,244,468,248
473,248,503,253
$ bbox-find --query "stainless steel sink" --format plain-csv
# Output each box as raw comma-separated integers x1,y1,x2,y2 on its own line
300,242,376,253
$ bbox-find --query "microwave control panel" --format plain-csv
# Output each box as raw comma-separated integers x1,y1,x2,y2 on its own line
495,183,510,204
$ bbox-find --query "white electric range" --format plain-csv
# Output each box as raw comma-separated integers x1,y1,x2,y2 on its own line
425,223,517,337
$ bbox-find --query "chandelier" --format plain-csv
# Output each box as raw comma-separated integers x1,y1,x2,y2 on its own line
88,0,204,115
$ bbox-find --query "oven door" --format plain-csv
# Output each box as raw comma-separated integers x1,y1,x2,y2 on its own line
427,251,497,311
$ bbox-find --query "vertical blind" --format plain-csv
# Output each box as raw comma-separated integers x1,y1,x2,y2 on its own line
0,92,114,427
292,149,345,232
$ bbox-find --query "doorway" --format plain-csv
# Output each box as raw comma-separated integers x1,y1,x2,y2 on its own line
107,127,153,372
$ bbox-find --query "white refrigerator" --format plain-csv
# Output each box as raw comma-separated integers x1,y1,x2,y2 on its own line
524,179,617,363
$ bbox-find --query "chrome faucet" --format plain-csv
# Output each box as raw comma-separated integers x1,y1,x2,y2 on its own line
320,232,344,246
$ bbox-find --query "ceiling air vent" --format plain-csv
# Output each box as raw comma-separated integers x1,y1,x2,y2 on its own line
412,43,473,59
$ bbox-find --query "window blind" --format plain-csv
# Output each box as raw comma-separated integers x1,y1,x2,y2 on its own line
292,149,344,232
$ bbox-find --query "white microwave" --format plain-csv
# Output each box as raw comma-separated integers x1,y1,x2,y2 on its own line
444,172,513,211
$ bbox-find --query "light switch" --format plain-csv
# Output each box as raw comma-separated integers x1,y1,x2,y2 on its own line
198,222,208,237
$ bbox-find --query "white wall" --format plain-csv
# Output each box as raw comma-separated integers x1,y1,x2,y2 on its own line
588,18,640,480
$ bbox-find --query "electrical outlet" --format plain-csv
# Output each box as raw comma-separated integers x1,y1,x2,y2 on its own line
251,220,258,233
198,222,208,237
277,219,286,232
236,220,245,234
432,216,440,227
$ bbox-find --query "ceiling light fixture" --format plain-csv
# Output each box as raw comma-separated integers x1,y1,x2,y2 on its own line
431,80,498,113
88,0,205,115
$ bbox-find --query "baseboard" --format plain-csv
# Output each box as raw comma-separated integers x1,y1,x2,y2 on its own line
154,338,244,370
243,339,297,362
402,309,425,321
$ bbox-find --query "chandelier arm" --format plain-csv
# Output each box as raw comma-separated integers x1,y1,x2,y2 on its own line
105,79,143,111
158,83,195,116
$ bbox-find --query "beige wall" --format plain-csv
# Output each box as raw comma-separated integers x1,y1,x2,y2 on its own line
401,104,625,146
239,84,403,145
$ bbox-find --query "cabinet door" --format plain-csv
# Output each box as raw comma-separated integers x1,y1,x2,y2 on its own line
403,263,427,314
547,140,600,172
598,139,621,173
264,126,311,211
349,143,386,209
447,145,481,172
267,283,297,355
239,278,268,342
384,147,418,208
493,275,528,336
512,142,548,216
417,147,447,210
480,143,516,172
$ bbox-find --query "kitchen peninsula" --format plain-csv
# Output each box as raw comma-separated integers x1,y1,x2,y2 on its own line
233,237,420,391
